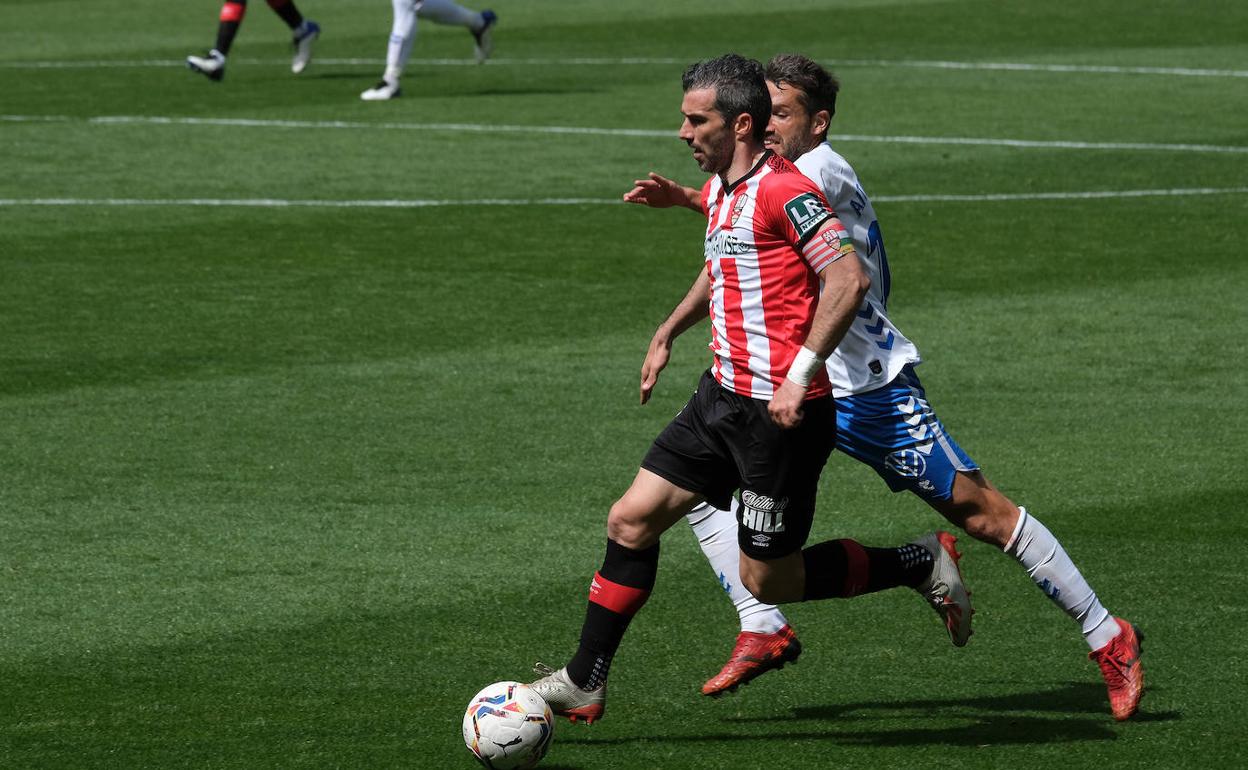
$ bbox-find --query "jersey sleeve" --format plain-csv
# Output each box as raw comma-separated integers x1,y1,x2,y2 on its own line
800,217,856,274
762,171,857,274
766,173,835,249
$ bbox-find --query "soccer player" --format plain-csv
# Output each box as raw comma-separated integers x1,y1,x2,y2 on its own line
186,0,320,81
359,0,498,101
529,54,972,725
624,53,1144,721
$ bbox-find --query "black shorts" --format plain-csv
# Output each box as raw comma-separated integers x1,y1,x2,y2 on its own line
641,369,836,560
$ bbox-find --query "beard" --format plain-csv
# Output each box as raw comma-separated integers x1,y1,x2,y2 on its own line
692,138,732,174
764,134,801,162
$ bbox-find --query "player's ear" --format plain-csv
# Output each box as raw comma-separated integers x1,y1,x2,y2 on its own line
733,112,753,140
811,110,831,140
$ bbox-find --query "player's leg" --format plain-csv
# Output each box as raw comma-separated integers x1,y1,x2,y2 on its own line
363,0,417,100
187,0,248,81
740,533,949,605
531,371,728,723
530,469,699,723
416,0,497,62
264,0,320,73
853,365,1142,717
686,501,799,697
934,473,1143,718
934,472,1119,648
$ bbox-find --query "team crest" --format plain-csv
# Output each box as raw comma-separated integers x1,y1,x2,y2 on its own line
730,194,749,227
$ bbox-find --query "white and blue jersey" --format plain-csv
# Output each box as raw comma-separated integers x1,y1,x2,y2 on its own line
795,142,978,500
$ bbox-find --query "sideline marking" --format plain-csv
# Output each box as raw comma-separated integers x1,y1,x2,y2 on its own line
3,188,1247,209
3,114,1246,155
1,57,1247,78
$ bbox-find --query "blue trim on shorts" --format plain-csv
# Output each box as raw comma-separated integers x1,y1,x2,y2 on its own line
834,365,978,501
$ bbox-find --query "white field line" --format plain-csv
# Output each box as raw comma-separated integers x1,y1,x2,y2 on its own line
3,113,1246,155
3,188,1247,209
1,56,1247,78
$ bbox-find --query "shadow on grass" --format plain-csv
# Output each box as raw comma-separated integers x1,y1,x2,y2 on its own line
561,683,1180,748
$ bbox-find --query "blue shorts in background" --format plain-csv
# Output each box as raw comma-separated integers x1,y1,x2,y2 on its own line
835,365,978,501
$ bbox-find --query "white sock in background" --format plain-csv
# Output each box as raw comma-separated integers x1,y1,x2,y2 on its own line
687,502,787,634
384,0,419,84
1006,507,1120,650
417,0,483,29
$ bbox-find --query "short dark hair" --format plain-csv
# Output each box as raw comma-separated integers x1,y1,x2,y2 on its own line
765,54,840,128
682,54,770,141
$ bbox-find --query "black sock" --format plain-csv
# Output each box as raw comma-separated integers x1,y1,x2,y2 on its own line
565,539,658,690
802,539,933,601
214,21,241,55
266,0,304,30
214,1,247,55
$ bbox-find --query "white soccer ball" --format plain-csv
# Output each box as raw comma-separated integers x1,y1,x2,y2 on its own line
461,681,555,769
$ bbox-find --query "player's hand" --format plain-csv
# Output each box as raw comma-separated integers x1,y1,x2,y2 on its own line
640,332,672,404
768,379,807,428
623,172,685,209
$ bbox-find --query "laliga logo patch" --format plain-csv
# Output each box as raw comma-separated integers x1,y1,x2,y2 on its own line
885,449,927,479
730,194,749,226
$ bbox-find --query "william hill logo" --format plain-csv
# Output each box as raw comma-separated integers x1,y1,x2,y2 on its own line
740,491,788,533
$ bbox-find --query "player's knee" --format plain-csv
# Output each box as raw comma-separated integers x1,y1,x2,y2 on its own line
739,562,783,604
739,566,768,602
606,499,655,550
957,496,1018,548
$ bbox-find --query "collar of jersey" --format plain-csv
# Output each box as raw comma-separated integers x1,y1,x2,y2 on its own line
720,149,773,195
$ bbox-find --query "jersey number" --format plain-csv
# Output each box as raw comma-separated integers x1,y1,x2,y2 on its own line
867,220,892,306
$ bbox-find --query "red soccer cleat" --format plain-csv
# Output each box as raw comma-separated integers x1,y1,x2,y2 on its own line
1089,617,1145,721
701,624,802,697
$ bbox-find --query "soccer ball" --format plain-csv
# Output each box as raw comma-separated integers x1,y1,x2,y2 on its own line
462,681,554,769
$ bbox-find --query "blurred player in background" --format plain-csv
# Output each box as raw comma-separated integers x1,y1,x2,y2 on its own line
624,53,1144,721
187,0,320,81
529,54,973,726
360,0,498,101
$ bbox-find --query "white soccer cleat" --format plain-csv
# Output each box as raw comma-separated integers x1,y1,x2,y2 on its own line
291,20,320,74
472,10,497,63
913,531,974,647
529,663,605,725
360,79,401,101
186,50,226,81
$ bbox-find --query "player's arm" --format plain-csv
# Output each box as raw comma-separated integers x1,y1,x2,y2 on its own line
623,172,704,214
769,218,870,429
641,269,711,404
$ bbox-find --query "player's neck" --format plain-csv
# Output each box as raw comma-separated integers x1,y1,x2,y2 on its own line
720,143,768,188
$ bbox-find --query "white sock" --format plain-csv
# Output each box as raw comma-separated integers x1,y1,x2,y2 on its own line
384,0,418,84
687,501,788,634
1005,507,1120,650
416,0,483,29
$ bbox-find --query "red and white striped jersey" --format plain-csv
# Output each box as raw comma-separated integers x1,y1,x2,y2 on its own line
700,151,846,401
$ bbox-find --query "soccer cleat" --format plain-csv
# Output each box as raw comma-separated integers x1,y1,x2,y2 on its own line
186,50,226,81
291,20,320,74
913,531,974,647
1089,617,1144,721
360,79,401,101
701,624,802,697
529,663,605,725
472,10,497,63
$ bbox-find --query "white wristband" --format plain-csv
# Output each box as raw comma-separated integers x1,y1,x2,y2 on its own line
785,346,825,387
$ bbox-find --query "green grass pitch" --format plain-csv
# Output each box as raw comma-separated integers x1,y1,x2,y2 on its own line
2,0,1247,767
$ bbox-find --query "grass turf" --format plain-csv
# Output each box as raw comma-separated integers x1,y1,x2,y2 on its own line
2,1,1247,767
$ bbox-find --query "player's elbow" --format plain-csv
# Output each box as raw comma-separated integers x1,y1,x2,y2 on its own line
848,266,871,302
